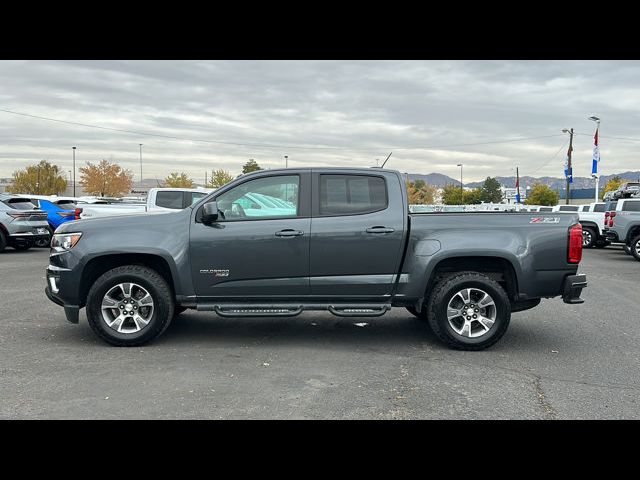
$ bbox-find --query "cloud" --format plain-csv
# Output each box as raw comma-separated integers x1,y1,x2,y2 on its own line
0,60,638,182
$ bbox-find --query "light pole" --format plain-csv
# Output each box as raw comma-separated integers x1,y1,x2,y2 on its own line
284,155,288,168
456,164,463,203
588,115,601,202
562,128,574,205
72,147,76,197
139,144,143,183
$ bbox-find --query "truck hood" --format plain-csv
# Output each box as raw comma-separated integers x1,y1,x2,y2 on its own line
54,208,190,234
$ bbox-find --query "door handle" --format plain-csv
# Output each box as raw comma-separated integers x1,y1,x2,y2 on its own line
366,226,395,234
275,229,304,237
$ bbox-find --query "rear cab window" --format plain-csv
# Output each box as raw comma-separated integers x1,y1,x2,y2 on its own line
622,200,640,212
593,204,605,212
156,191,184,209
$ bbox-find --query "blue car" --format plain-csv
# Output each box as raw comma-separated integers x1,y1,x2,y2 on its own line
31,199,82,246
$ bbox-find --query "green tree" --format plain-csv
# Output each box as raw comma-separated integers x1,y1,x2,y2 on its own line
601,175,623,200
442,184,483,205
480,176,503,203
442,183,464,204
525,184,560,206
241,158,262,175
10,160,67,195
208,169,235,188
164,172,195,188
406,179,436,204
464,188,483,204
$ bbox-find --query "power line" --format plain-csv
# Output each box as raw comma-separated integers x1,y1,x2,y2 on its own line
0,108,564,152
529,138,570,176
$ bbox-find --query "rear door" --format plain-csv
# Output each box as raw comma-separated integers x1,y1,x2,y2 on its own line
309,171,406,298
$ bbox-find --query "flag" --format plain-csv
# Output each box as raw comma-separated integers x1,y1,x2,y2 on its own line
591,127,600,176
515,167,521,203
564,144,573,183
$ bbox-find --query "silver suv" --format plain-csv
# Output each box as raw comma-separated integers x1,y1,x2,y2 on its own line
0,194,50,252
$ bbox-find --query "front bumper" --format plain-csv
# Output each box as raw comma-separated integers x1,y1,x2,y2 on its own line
45,264,80,324
562,274,587,304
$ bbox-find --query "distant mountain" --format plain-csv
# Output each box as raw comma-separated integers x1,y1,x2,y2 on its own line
406,171,640,190
406,173,460,187
466,171,640,190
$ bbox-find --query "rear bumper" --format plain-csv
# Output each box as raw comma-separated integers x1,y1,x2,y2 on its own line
562,274,587,304
604,229,619,242
8,232,49,245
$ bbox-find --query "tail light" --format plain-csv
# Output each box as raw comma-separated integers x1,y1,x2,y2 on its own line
74,208,82,220
568,223,583,263
609,211,616,227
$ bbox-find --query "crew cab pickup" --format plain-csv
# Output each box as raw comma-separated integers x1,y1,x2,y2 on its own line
79,187,213,219
604,198,640,261
578,202,608,248
45,168,587,350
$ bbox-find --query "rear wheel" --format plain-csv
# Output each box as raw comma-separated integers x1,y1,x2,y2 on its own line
0,230,6,252
631,235,640,262
13,242,32,251
86,265,175,346
582,227,596,248
426,272,511,351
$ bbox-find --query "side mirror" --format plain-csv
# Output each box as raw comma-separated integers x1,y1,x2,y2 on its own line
202,201,219,224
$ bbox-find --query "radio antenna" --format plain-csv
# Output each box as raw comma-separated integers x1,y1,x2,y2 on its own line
380,152,393,168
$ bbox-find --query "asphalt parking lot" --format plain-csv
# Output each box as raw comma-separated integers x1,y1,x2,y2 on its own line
1,246,638,419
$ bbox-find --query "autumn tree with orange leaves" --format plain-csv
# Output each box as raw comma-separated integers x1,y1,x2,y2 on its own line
79,159,134,197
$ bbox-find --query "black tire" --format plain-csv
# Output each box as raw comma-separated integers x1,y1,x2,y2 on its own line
0,230,6,252
582,227,596,248
13,243,32,251
630,235,640,262
426,272,511,351
86,265,175,346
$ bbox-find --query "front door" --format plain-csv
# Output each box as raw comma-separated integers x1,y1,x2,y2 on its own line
190,172,311,300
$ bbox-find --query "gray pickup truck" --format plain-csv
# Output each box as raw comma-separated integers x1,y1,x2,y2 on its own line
604,198,640,261
45,168,587,350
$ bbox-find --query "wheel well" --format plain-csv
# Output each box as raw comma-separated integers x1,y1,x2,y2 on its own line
627,226,640,243
79,254,175,306
427,256,519,301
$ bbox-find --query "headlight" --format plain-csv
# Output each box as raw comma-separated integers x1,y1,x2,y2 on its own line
51,232,82,252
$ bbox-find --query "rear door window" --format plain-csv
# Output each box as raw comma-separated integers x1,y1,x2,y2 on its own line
318,174,387,216
156,191,185,209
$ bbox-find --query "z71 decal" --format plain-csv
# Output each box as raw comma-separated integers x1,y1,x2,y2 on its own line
529,217,560,224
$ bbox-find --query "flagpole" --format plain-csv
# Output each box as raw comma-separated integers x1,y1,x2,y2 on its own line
589,115,601,202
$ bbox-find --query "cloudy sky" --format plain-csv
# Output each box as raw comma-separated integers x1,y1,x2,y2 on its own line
1,60,639,183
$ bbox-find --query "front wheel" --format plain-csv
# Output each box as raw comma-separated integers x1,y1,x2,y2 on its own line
426,272,511,351
86,265,175,346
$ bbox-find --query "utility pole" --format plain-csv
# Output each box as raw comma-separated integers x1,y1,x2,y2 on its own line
72,147,76,196
565,128,574,205
139,144,143,183
457,164,463,203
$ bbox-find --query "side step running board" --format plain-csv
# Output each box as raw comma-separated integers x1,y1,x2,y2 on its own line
198,303,392,318
213,305,303,317
328,305,390,317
